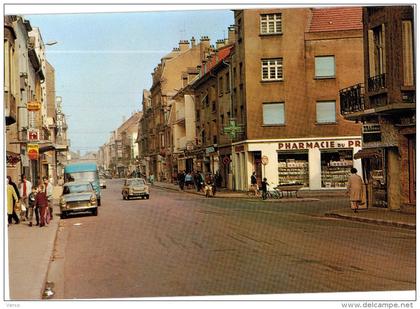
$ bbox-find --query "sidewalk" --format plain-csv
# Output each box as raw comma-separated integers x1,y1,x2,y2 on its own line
6,187,62,300
325,207,416,230
154,181,416,230
7,204,61,300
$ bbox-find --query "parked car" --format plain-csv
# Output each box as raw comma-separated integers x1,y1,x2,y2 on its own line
60,181,98,218
122,178,149,200
99,178,107,189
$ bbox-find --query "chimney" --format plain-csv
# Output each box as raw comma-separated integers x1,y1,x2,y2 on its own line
190,36,196,47
216,39,225,50
200,36,211,62
179,40,189,52
228,25,236,44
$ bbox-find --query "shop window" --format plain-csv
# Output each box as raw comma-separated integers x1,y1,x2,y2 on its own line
263,102,285,125
321,149,353,188
278,152,309,187
316,101,336,123
315,56,335,78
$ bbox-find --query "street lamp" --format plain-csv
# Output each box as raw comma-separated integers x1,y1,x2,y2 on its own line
45,40,58,46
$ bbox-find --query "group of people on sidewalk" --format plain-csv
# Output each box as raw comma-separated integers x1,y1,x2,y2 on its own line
6,174,56,228
176,170,222,197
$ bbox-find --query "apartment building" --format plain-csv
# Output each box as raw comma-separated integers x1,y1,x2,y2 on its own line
145,37,212,182
340,6,415,212
5,16,67,185
230,8,364,191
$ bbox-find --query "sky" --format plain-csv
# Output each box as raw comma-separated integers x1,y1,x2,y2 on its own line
24,8,234,155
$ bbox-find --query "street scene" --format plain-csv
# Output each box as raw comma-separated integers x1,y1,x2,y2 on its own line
3,3,416,306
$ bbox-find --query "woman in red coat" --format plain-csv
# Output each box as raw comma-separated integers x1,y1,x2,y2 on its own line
34,184,50,227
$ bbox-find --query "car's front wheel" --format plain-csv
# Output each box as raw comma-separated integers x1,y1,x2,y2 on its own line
60,212,67,219
92,208,98,216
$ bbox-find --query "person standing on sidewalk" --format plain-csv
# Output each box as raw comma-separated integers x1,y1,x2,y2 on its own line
27,186,39,227
19,174,32,220
250,172,258,196
178,171,185,190
35,184,49,227
43,177,53,221
261,178,268,200
7,176,21,221
347,168,364,213
7,177,20,225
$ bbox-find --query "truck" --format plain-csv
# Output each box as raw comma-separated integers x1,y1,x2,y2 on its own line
64,162,101,206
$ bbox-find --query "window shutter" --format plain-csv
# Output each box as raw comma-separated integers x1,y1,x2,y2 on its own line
381,24,386,74
402,20,414,86
368,30,375,77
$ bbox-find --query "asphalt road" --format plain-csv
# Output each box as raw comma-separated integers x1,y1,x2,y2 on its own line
52,179,416,299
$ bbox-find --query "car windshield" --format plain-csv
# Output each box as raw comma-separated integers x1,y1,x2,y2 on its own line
65,171,97,182
127,179,145,186
63,184,92,194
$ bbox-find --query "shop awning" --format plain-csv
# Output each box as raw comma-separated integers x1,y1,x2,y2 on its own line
6,151,21,166
354,148,382,159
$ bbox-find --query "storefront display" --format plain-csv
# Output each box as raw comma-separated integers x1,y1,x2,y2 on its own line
278,152,309,187
321,149,353,188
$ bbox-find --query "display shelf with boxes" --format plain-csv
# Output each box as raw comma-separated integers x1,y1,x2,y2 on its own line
278,159,309,187
321,159,353,188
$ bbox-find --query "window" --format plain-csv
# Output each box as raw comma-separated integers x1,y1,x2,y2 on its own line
315,56,335,78
218,76,223,95
262,58,283,81
368,25,386,77
260,13,282,34
263,103,285,125
316,101,336,123
225,72,230,92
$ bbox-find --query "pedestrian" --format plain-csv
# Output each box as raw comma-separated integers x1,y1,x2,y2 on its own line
7,176,22,221
19,174,32,220
7,177,20,225
43,176,54,221
212,173,217,196
250,172,258,196
35,184,49,227
347,167,364,213
193,171,201,192
27,186,39,227
261,178,268,200
178,171,185,190
185,172,193,189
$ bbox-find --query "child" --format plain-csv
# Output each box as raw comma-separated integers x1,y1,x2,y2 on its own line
262,178,268,200
27,187,39,227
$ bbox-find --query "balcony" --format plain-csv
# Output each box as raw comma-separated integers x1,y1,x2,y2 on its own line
339,83,365,115
367,73,387,93
340,76,416,120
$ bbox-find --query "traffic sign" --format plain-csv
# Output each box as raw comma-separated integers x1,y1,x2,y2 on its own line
261,155,269,165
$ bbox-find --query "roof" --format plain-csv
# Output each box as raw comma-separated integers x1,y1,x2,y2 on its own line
309,7,363,32
201,44,234,76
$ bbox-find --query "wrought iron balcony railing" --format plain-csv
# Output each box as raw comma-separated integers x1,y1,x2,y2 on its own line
367,73,387,93
339,83,365,115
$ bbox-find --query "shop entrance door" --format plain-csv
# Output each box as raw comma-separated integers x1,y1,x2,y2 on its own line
363,149,387,208
408,136,416,204
186,158,193,173
253,151,262,187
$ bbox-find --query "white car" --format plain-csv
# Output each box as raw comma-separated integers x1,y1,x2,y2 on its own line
122,178,149,200
99,178,107,189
